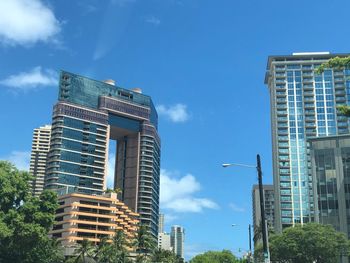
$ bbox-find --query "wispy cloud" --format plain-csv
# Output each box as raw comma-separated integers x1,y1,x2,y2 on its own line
164,214,178,224
229,203,246,213
0,0,61,46
0,66,58,91
160,169,218,213
111,0,136,6
1,151,31,171
145,16,161,26
156,104,189,123
78,2,98,15
93,0,134,60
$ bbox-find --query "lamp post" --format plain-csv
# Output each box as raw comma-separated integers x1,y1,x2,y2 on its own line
222,154,270,263
231,224,252,263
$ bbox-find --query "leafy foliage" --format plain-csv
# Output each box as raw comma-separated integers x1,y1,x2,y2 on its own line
315,56,350,74
315,56,350,118
0,161,64,263
337,105,350,117
189,250,239,263
72,239,96,263
255,223,350,263
151,248,185,263
134,224,156,262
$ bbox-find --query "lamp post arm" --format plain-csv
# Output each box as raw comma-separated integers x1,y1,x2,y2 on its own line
222,163,256,169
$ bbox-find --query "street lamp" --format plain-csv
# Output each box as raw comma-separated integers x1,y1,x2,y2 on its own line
231,224,252,263
222,154,270,263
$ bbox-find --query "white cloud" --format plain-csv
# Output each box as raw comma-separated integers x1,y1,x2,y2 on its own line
0,66,58,91
107,153,115,188
1,151,31,171
163,214,178,224
145,16,161,26
160,169,218,213
156,104,189,123
229,203,246,213
0,0,61,46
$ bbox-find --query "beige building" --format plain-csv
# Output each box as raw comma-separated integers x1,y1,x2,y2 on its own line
49,192,139,255
29,125,51,196
158,232,172,251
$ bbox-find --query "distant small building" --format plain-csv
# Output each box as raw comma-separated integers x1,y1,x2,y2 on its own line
171,225,185,259
158,232,172,251
49,192,139,256
159,213,164,233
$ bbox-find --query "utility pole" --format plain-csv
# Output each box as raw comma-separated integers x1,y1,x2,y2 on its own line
248,224,252,262
257,154,270,263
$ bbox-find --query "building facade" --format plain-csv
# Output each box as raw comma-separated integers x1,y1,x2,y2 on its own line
265,52,350,231
159,213,164,233
171,225,185,259
158,232,172,251
310,135,350,236
49,192,139,256
29,125,51,196
309,135,350,263
45,71,161,237
252,184,274,245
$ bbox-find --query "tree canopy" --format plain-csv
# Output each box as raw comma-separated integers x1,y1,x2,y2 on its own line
0,161,64,263
0,161,184,263
189,250,240,263
316,56,350,117
315,56,350,74
255,223,350,263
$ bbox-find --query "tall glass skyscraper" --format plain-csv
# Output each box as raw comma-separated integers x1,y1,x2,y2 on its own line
265,52,350,231
45,71,161,237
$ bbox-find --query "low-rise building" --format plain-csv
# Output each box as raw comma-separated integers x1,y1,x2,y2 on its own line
158,232,172,251
49,192,139,256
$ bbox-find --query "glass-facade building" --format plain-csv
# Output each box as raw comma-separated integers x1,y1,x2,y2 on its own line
45,71,161,237
265,52,350,231
310,135,350,263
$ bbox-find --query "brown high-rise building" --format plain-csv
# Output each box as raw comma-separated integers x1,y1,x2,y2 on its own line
45,71,161,238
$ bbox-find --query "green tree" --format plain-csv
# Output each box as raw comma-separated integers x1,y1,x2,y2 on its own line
256,223,350,263
315,56,350,74
110,229,132,263
133,224,156,262
94,230,133,263
0,161,64,263
72,239,96,263
189,250,239,263
151,248,184,263
316,56,350,117
94,237,112,263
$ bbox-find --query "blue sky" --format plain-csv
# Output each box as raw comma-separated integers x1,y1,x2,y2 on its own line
1,0,350,260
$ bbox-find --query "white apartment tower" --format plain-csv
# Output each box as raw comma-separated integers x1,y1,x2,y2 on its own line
265,52,350,231
171,225,185,259
29,125,51,196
